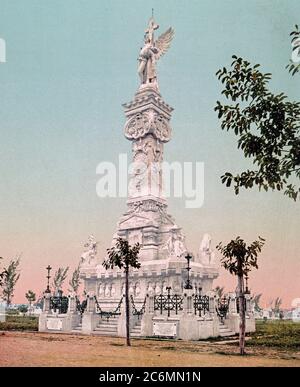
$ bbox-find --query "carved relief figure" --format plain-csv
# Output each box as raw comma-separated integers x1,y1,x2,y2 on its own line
135,282,141,297
98,283,104,297
147,282,154,295
105,284,110,297
155,283,161,295
111,284,116,298
121,283,125,296
129,283,135,295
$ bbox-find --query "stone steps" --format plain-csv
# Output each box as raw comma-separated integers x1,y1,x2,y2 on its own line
219,323,235,337
93,317,118,336
130,321,142,338
72,323,82,332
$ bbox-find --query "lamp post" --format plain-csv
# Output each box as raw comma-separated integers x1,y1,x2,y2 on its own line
166,286,172,317
245,273,250,294
166,286,171,297
45,265,52,294
184,253,193,290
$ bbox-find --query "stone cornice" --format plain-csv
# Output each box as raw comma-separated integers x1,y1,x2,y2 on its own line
123,89,173,118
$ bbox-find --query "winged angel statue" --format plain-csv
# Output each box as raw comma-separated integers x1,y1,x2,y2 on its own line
138,17,174,88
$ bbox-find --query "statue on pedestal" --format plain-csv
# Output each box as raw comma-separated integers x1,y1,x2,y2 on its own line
163,230,187,258
199,233,217,265
138,17,174,87
80,235,98,266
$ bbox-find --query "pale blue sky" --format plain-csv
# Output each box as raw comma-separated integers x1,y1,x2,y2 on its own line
0,0,299,305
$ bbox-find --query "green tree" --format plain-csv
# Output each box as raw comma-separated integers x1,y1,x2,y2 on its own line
217,236,265,355
52,267,69,295
103,238,141,346
68,265,81,294
215,56,300,200
286,25,300,75
25,290,36,315
2,256,21,306
0,257,7,288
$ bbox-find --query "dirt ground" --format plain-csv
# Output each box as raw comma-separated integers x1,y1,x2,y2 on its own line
0,331,299,367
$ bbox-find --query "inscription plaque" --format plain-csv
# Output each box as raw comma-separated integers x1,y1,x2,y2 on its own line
46,318,63,331
153,322,177,337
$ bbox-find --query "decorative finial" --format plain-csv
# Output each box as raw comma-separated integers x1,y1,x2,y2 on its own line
152,8,154,18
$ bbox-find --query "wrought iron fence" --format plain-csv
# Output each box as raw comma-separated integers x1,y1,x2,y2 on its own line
94,296,123,321
216,296,230,323
75,297,87,316
50,296,69,314
130,295,146,319
154,294,183,317
193,295,210,316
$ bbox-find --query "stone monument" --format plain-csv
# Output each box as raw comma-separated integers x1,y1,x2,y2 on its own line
80,17,219,302
39,17,256,339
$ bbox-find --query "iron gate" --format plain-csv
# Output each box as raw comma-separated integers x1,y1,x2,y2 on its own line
154,294,183,317
50,296,69,314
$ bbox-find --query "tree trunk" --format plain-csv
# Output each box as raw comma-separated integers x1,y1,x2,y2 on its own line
238,273,246,355
125,266,131,347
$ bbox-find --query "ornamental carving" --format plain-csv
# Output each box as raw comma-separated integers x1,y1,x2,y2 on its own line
133,137,164,163
127,200,166,214
124,110,171,142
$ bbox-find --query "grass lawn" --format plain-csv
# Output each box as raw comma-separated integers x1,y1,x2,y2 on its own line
0,314,38,331
247,320,300,350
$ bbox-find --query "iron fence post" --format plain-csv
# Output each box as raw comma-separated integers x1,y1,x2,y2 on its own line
166,287,171,317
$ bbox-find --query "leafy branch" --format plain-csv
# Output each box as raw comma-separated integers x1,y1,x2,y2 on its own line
215,56,300,200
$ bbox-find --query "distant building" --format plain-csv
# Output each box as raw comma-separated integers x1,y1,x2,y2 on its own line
292,307,300,322
0,299,6,322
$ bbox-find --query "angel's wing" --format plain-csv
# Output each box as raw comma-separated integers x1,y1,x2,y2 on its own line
154,27,175,60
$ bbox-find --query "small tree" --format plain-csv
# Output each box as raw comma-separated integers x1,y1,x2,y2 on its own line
217,236,265,355
0,257,7,288
68,266,81,294
52,267,69,295
25,290,36,315
103,238,141,346
2,256,21,306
